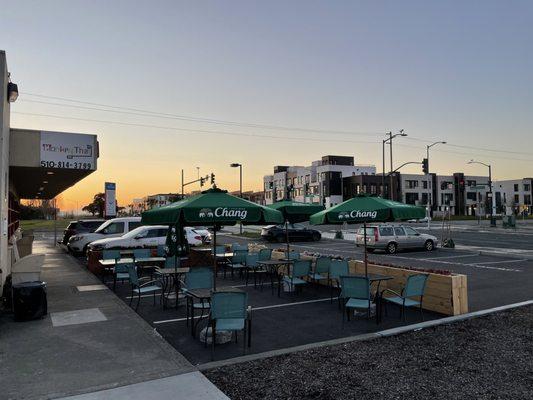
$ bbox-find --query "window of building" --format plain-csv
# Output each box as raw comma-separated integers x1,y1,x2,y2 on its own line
466,192,477,201
370,184,377,194
422,180,428,189
514,194,520,204
467,180,476,187
442,193,453,205
405,193,419,205
514,184,519,192
406,180,419,189
524,184,530,192
525,195,531,205
421,193,428,205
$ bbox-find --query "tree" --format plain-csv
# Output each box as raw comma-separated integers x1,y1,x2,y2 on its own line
82,193,105,217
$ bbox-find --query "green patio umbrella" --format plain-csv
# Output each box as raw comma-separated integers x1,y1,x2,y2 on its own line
309,194,425,276
267,200,325,257
142,187,284,289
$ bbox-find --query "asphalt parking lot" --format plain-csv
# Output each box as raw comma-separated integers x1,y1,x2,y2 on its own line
222,224,533,312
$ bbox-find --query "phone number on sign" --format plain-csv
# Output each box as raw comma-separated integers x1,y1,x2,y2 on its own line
40,161,93,169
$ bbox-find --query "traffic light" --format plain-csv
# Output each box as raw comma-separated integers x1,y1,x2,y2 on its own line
269,182,273,189
210,173,215,185
422,158,428,174
200,177,205,186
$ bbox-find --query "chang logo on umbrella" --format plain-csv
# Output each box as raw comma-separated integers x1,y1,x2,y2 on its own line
338,210,378,219
214,207,247,220
199,208,214,218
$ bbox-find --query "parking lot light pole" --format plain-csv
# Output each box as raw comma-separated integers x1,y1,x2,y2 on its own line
468,160,496,227
426,141,446,228
230,163,243,234
382,130,407,200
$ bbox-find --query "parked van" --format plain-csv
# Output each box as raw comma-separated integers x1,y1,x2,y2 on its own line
67,217,142,254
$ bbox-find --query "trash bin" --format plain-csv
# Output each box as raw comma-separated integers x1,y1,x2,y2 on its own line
12,281,47,321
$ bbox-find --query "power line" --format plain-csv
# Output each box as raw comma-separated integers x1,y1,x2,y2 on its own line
406,136,533,156
11,111,380,145
19,93,383,137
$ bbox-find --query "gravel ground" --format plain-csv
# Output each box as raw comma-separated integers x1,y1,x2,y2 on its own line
205,305,533,400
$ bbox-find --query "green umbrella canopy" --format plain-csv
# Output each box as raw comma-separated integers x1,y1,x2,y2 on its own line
267,200,325,223
309,194,425,225
141,187,284,226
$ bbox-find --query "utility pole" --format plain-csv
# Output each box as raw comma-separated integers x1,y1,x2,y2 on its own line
468,160,496,227
181,169,184,199
426,141,446,228
382,130,407,200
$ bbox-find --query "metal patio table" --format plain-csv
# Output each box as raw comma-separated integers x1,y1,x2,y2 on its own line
351,273,393,323
256,259,294,297
156,266,190,309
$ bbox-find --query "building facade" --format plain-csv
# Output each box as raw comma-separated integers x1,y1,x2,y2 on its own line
263,155,376,207
494,178,533,215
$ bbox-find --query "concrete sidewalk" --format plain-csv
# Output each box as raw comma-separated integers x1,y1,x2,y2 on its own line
0,240,228,400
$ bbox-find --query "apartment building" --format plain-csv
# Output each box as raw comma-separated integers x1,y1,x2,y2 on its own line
494,178,533,214
128,193,181,215
263,155,376,207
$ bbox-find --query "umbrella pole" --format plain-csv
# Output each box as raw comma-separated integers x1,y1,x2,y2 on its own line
363,221,368,277
213,223,217,291
286,220,290,258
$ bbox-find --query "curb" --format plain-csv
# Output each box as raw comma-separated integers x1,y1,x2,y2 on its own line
198,299,533,371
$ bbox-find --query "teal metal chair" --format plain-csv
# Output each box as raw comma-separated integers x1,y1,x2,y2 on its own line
133,248,156,278
102,250,122,291
232,243,248,252
227,250,248,278
207,291,250,360
309,257,331,289
339,275,373,327
133,248,151,259
213,245,229,277
329,260,350,305
126,264,162,311
182,268,214,329
382,274,429,321
245,253,266,289
156,245,167,257
258,248,272,261
286,251,300,261
283,260,311,294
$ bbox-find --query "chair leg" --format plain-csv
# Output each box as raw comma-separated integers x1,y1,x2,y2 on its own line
136,292,141,311
211,323,216,361
420,304,424,321
129,289,133,307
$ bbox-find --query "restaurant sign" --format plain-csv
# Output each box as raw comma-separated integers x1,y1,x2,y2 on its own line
40,131,96,170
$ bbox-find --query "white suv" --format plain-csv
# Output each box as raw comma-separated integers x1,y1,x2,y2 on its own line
67,217,142,254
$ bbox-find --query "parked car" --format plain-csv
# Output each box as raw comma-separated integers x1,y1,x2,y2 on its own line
355,224,438,254
261,224,322,242
61,219,105,244
67,217,143,254
87,226,205,252
194,227,212,244
407,216,431,223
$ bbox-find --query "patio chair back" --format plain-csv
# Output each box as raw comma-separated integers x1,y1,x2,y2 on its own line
315,257,331,274
232,243,248,252
164,256,180,269
403,274,429,298
184,268,213,290
102,249,121,260
133,248,151,259
292,260,311,278
340,275,370,300
211,291,248,320
287,252,300,260
330,260,349,279
258,248,272,261
213,245,226,255
232,250,248,264
125,264,140,287
157,245,167,257
245,253,259,268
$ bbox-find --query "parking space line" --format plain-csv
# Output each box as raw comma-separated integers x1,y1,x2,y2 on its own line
426,254,480,260
153,297,336,325
470,259,527,265
383,255,522,272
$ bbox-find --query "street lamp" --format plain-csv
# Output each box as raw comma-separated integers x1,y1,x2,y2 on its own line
382,130,407,200
426,141,446,228
230,163,243,233
467,160,496,227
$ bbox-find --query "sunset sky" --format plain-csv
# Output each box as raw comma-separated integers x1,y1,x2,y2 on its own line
4,1,533,212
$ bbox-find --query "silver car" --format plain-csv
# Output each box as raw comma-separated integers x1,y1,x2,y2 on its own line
355,225,438,254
